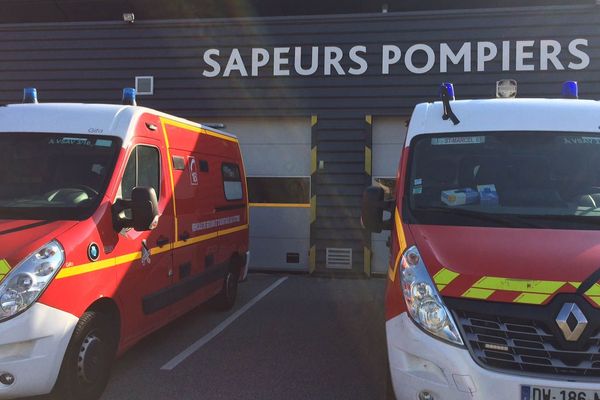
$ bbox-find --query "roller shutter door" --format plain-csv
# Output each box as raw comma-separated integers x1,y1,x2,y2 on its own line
210,117,311,272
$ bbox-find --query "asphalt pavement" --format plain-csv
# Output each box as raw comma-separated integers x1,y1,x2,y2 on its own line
98,273,388,400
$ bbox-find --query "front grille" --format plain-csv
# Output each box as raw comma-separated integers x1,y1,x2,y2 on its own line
454,308,600,377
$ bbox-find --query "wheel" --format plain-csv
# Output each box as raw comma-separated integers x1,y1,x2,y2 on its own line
212,268,239,311
52,311,117,400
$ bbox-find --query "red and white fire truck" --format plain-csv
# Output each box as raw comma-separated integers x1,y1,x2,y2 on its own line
363,81,600,400
0,88,249,399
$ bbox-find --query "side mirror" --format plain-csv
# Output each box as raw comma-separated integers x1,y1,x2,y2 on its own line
361,186,394,233
113,187,159,232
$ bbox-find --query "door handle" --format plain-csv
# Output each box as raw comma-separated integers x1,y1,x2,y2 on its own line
157,237,169,247
179,231,190,241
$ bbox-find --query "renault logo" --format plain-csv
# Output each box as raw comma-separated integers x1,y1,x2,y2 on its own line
556,303,588,342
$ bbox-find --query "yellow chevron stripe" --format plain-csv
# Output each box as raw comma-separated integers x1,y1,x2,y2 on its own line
514,293,551,305
472,277,565,294
462,288,495,300
0,260,10,275
585,283,600,296
433,268,459,286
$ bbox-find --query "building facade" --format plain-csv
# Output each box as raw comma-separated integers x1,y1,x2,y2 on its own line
0,4,599,275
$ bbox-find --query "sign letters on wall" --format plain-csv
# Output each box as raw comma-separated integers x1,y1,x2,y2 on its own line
201,39,590,78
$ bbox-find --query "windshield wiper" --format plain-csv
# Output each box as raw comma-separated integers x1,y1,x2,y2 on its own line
517,213,600,226
415,206,540,228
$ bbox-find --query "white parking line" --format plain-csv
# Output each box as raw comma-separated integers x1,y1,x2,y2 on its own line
160,276,288,371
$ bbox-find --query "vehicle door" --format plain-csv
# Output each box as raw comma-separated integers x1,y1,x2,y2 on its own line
113,135,175,342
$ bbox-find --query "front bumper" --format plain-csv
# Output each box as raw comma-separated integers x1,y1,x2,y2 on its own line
387,312,600,400
0,303,78,399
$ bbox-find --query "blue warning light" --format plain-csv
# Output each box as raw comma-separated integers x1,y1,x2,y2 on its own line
122,87,137,106
439,82,455,101
22,88,38,104
561,81,579,99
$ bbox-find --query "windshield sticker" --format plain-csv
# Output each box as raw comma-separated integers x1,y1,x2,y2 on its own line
412,186,422,194
414,178,423,186
431,136,485,146
91,164,104,175
49,137,93,146
563,137,600,145
95,139,113,147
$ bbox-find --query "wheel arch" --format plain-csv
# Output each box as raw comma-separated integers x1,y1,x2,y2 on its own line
86,297,121,349
228,251,244,277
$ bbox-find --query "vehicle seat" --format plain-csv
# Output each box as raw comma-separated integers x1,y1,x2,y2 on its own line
504,157,564,207
416,158,457,206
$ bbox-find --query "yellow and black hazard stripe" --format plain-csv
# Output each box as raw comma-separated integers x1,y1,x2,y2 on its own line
363,115,373,276
309,115,318,274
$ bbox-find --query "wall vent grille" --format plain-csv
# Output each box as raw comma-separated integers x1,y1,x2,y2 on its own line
326,248,352,269
135,76,154,95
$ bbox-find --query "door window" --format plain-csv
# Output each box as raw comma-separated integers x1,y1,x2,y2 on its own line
222,163,243,201
120,145,160,201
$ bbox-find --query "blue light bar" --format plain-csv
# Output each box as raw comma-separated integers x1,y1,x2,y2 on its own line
22,88,38,104
561,81,578,99
439,82,455,101
122,88,137,106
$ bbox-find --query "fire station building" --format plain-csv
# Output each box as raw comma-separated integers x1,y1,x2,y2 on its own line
0,4,599,275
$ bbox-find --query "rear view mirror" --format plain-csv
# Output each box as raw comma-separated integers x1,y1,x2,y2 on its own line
113,187,159,232
361,186,394,233
130,187,159,231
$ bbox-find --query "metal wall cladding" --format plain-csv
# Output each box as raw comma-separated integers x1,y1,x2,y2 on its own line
0,5,598,116
1,5,599,272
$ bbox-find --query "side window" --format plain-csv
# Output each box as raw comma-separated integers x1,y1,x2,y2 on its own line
222,163,243,201
120,146,160,201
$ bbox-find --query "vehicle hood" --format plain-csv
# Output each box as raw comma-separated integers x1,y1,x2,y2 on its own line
409,224,600,305
0,219,77,272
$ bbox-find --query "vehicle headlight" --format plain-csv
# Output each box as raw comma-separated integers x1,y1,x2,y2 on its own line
0,240,64,321
400,245,463,346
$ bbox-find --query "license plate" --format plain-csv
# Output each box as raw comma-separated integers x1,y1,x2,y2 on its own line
522,385,600,400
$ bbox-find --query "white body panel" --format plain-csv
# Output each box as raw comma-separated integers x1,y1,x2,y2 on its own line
0,103,237,147
406,99,600,146
387,312,600,400
0,303,78,399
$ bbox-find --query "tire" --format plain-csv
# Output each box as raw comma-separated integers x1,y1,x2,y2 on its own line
212,268,239,311
52,311,117,400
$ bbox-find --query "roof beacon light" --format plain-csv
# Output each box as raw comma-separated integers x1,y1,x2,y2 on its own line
22,88,38,104
561,81,579,99
439,83,460,125
122,87,137,106
496,79,518,98
439,82,455,101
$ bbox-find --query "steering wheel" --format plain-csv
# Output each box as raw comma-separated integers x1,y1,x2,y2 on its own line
45,185,99,205
69,184,99,197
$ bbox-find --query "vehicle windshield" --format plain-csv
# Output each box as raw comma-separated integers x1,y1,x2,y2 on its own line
0,133,121,220
406,132,600,229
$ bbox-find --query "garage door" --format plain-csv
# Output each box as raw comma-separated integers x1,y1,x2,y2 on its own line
371,116,408,275
206,117,311,272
